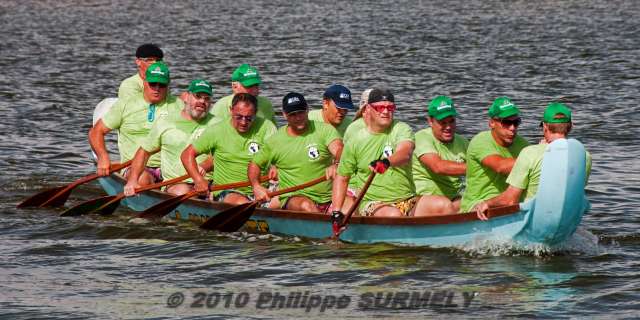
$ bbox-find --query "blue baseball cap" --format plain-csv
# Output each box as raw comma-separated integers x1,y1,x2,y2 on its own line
323,84,354,110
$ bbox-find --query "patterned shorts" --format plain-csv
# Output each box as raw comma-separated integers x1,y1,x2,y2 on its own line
215,189,254,202
122,167,162,183
361,196,419,217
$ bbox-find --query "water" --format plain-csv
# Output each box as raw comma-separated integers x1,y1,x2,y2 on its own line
1,0,639,318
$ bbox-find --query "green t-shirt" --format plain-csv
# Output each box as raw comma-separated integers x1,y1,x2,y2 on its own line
412,128,469,199
253,121,341,204
308,109,353,137
506,143,592,200
118,73,143,100
102,95,184,167
210,94,276,124
337,120,415,203
459,130,530,212
192,117,277,195
140,111,215,182
343,117,365,143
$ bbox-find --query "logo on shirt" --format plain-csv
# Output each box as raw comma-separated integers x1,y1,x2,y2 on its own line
307,144,320,160
382,145,394,158
248,141,260,154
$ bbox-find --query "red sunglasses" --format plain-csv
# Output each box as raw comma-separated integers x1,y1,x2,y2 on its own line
369,104,397,113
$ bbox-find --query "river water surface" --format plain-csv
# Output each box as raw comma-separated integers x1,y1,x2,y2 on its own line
1,0,639,319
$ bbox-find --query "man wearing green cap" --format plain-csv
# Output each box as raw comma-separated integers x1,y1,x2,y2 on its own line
181,93,277,204
90,61,183,187
412,96,469,216
123,79,217,196
459,96,530,213
473,102,592,220
210,64,276,124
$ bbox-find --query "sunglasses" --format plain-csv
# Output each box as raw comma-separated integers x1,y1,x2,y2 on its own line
148,82,167,89
497,117,522,128
232,114,254,122
369,104,397,113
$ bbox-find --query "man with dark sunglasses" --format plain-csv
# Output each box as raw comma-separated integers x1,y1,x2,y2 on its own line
124,79,217,196
90,61,183,187
249,92,343,212
118,43,164,100
308,84,354,136
459,97,530,213
412,96,469,216
473,102,592,220
210,64,276,124
332,88,417,217
181,93,277,204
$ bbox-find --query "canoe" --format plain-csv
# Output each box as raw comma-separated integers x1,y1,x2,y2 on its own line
94,98,590,247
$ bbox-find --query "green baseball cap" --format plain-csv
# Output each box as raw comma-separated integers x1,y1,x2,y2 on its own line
543,102,572,123
188,79,213,96
145,61,170,85
428,95,458,120
488,96,520,119
231,63,261,87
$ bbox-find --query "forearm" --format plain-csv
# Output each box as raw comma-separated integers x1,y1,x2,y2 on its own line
331,175,349,210
181,145,206,184
430,160,466,176
388,141,414,167
88,125,110,162
247,162,263,187
128,148,151,182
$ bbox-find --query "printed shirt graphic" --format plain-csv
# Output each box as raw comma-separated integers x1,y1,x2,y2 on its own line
253,121,341,204
459,130,530,212
337,120,416,203
412,128,469,199
210,94,276,124
506,143,593,201
102,94,183,167
117,73,143,100
140,111,216,182
308,109,353,137
192,117,277,196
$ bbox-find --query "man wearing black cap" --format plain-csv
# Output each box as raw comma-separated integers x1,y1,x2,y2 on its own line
118,43,164,100
332,88,417,217
308,84,354,136
248,92,343,212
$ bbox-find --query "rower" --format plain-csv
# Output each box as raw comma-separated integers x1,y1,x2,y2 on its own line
118,43,164,100
181,93,277,204
459,97,530,213
123,79,216,196
248,92,343,212
308,84,354,136
473,102,592,220
89,62,183,187
412,96,469,216
332,88,418,217
209,63,276,124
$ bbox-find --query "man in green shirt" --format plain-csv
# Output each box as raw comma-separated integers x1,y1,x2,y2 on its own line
123,79,215,196
412,96,469,216
181,93,277,204
459,97,530,213
118,44,164,100
332,88,417,217
209,63,276,124
308,84,354,136
89,61,183,187
474,102,592,220
248,92,343,212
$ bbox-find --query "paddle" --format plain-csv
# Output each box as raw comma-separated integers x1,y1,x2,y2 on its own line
200,175,327,232
136,175,270,220
59,174,190,217
332,170,376,238
17,160,133,208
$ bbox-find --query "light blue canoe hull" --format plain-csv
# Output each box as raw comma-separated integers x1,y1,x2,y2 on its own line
97,139,589,247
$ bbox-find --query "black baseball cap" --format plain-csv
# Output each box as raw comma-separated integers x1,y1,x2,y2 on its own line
282,92,308,113
368,88,394,104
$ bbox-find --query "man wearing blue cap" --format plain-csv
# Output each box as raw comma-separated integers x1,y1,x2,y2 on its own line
473,102,592,220
308,84,354,136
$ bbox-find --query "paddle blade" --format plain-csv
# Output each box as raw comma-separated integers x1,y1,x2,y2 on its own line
136,195,185,220
17,186,67,208
200,202,257,232
95,198,122,216
60,195,118,217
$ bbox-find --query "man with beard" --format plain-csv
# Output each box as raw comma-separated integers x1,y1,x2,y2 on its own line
459,96,530,213
181,93,277,204
90,61,183,187
412,96,469,216
123,79,215,196
118,44,164,100
308,84,354,136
